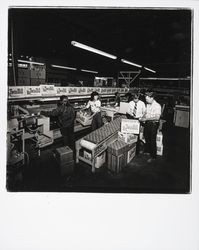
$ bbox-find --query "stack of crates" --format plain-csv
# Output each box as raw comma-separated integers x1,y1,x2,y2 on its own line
54,146,74,176
107,140,136,174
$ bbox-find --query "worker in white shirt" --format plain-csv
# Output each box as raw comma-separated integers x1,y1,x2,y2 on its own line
126,92,146,120
85,91,103,131
126,92,146,155
140,90,161,163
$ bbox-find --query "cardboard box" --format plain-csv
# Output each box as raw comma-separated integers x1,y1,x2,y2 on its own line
67,87,78,95
112,88,117,93
78,87,87,95
107,140,136,173
121,119,140,134
156,132,163,146
18,77,31,86
127,146,136,163
140,132,145,143
119,102,129,114
54,146,73,165
174,107,189,128
157,144,163,156
25,86,41,97
107,152,125,173
118,132,138,144
30,78,45,86
83,150,92,161
40,85,56,96
55,87,68,96
95,151,106,168
8,86,25,98
106,88,112,94
86,87,95,94
76,112,92,126
30,66,46,79
60,160,74,176
100,88,107,94
18,68,30,78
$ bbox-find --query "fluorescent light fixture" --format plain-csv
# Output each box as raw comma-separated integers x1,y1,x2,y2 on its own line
121,59,142,68
81,69,98,74
18,59,44,66
71,41,117,60
51,64,77,71
144,67,156,73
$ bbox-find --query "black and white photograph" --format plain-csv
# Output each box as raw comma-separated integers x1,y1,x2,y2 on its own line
6,7,192,193
1,1,199,250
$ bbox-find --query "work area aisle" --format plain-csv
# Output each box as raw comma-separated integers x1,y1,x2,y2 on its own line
8,125,190,193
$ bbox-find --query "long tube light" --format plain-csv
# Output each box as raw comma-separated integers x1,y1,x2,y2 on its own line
51,64,77,71
144,67,156,73
71,41,117,60
17,59,44,66
121,59,142,68
81,69,98,74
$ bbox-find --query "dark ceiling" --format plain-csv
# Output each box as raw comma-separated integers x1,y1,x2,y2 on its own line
8,8,192,77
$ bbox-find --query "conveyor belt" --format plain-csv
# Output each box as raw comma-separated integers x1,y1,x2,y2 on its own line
84,116,125,144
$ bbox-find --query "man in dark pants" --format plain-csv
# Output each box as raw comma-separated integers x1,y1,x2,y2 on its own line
140,90,161,163
40,95,75,152
126,92,146,155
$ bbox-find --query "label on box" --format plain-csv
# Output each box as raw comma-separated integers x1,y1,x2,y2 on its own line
67,87,78,95
127,146,136,163
40,85,56,96
78,87,87,95
86,87,94,94
26,86,41,96
121,119,140,134
118,132,138,144
56,87,68,96
101,88,107,94
106,88,112,94
156,132,163,145
94,87,101,93
8,86,25,98
84,150,92,161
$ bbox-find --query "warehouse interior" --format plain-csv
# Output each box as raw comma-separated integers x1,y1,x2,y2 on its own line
7,8,191,193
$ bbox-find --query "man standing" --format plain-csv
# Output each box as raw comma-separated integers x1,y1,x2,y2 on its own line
126,92,146,120
40,95,75,151
140,90,161,163
126,92,146,155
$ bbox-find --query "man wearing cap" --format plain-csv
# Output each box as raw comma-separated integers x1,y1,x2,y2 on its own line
140,90,161,163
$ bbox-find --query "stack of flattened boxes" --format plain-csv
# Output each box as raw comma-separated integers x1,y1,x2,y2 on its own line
30,65,46,86
18,67,31,86
54,146,74,176
107,140,137,174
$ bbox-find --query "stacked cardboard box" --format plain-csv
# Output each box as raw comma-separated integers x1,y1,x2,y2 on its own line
54,146,74,176
156,132,163,156
107,140,136,173
118,132,138,144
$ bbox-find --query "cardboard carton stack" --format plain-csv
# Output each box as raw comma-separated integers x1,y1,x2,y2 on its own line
107,118,139,173
156,132,163,156
107,140,136,173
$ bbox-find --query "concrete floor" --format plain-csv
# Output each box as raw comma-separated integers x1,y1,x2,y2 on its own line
7,123,190,193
